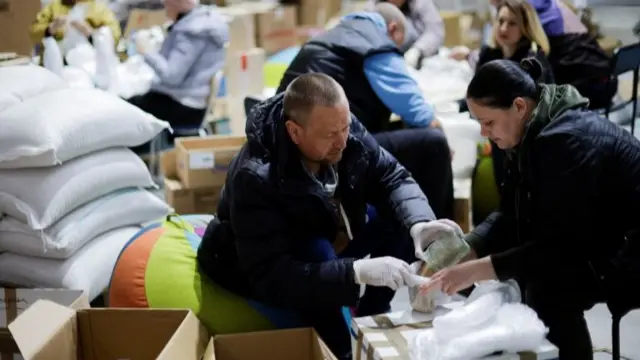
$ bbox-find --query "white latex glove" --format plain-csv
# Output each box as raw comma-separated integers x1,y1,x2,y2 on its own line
410,219,464,261
404,47,421,69
353,257,417,290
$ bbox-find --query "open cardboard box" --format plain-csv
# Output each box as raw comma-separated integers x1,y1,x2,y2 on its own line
175,135,246,189
0,289,88,357
207,328,337,360
9,300,211,360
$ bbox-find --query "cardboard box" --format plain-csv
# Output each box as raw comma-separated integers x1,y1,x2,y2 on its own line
218,7,256,52
351,310,559,360
161,150,222,214
255,5,299,54
124,9,168,39
224,47,266,97
175,135,246,189
296,0,342,27
0,289,88,358
9,300,210,360
0,0,40,55
209,328,337,360
441,11,484,49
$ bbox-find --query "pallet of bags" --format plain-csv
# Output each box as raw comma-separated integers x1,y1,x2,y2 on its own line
0,65,174,301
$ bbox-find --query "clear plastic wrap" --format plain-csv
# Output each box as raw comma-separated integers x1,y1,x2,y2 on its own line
409,281,547,360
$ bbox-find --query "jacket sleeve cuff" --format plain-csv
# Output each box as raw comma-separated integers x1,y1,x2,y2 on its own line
464,232,488,258
343,258,362,307
489,246,527,282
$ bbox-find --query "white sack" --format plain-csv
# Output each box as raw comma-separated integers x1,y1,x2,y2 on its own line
0,148,155,230
0,87,169,168
0,65,67,113
0,188,171,259
0,227,141,301
42,37,65,76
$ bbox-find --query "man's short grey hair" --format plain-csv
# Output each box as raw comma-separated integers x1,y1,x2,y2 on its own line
283,73,347,125
374,2,407,34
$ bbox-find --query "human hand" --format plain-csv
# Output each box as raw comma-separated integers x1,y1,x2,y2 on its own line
48,16,67,34
353,256,415,290
410,219,464,261
448,46,470,61
70,20,94,37
419,257,497,296
404,47,421,69
428,117,442,129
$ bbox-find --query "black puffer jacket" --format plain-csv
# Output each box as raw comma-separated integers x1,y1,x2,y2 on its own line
467,84,640,289
197,94,435,309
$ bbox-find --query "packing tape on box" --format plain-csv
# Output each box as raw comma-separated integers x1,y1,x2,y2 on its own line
354,314,433,360
353,312,544,360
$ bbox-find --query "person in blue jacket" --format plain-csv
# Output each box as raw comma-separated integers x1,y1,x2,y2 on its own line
276,2,454,220
198,73,457,360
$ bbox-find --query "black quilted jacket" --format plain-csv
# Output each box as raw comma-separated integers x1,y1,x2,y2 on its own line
467,84,640,290
197,93,435,309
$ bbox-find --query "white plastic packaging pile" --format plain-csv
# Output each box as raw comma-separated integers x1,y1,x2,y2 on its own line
0,65,173,301
41,2,162,99
409,280,549,360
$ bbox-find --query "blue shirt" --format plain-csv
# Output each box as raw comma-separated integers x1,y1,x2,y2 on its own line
343,12,435,128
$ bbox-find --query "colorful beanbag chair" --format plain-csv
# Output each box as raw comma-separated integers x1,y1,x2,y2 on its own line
107,214,307,334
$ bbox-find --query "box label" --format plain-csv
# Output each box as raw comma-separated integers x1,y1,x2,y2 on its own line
189,151,215,169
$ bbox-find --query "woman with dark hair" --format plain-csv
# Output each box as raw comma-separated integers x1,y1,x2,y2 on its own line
421,58,640,359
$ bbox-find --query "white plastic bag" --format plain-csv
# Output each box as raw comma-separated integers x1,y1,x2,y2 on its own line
110,55,156,98
60,3,91,55
42,37,64,76
410,280,547,360
93,26,119,90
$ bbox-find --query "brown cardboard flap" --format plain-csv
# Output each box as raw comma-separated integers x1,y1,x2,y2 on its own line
157,312,209,360
202,338,215,360
8,300,77,360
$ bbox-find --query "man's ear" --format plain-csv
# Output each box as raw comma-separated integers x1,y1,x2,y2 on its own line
285,120,302,145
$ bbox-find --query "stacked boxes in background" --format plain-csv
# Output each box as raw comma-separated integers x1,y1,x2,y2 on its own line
162,135,246,214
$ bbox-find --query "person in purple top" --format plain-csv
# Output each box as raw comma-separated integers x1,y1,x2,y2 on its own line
517,0,615,109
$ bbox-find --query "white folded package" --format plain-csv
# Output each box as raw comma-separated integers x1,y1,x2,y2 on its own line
409,280,549,360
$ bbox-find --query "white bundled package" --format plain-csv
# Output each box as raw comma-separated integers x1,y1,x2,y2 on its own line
0,188,172,259
0,148,155,230
0,87,169,168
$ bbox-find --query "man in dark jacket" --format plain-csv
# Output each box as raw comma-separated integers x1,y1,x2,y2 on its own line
276,2,454,220
197,74,447,359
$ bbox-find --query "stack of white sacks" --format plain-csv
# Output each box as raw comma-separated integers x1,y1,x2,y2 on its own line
0,65,173,301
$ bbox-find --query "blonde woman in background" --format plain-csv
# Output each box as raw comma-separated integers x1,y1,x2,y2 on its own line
451,0,553,84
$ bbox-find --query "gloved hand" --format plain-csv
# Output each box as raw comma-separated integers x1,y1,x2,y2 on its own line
410,219,464,261
404,47,421,69
353,256,418,290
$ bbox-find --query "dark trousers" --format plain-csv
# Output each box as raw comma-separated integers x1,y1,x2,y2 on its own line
127,90,206,153
294,209,415,360
374,128,454,219
524,267,602,360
